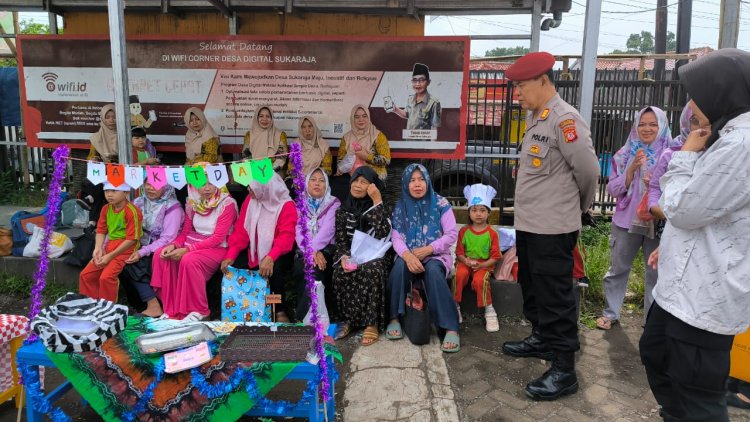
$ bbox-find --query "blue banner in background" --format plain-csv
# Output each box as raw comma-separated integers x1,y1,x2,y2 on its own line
0,67,20,126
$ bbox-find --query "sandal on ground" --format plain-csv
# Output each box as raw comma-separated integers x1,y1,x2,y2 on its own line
441,332,461,353
385,321,404,340
596,316,617,330
334,321,351,340
361,326,380,346
183,312,208,322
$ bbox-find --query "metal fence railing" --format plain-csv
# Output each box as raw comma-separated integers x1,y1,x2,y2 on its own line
424,68,688,220
0,125,72,187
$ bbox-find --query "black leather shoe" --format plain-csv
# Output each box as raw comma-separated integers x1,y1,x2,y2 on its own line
502,333,554,360
525,352,578,400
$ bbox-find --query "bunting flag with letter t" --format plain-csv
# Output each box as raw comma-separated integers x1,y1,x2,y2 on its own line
185,165,208,189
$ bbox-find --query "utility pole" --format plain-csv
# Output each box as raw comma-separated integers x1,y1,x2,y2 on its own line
719,0,741,48
675,0,692,69
653,0,667,82
578,0,601,126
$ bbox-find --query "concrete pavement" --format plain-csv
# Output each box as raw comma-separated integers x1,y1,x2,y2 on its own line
342,333,459,421
337,314,750,422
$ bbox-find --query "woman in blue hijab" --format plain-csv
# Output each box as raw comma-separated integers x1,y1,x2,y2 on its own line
387,164,460,352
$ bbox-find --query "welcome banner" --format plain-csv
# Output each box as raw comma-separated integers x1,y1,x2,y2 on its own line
18,35,469,159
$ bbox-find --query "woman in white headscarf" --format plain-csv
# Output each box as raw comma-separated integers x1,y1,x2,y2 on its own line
287,116,332,176
331,105,391,200
221,173,297,322
88,104,118,163
184,107,220,165
243,106,288,174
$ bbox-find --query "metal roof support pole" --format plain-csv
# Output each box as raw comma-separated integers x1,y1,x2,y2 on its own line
719,0,741,48
577,0,600,125
48,12,57,34
229,12,237,35
108,0,132,165
530,0,541,52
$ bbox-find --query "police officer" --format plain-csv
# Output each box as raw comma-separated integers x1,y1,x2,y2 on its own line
501,52,600,400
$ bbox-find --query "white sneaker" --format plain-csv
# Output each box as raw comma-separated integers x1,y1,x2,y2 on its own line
485,307,499,332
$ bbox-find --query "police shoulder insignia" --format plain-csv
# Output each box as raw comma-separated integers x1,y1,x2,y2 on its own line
529,144,541,154
539,108,550,120
559,119,578,142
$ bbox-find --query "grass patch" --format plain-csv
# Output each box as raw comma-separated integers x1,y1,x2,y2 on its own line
0,170,51,207
0,271,75,305
578,222,646,317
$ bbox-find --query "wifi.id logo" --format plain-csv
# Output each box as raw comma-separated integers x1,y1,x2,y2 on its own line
42,72,58,92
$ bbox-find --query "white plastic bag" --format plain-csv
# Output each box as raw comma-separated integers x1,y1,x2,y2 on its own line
303,281,330,332
350,228,391,265
23,224,73,258
337,152,356,174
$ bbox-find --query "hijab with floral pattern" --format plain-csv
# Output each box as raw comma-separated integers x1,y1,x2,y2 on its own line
392,163,451,251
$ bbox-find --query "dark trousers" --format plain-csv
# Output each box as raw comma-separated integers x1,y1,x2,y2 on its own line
517,230,579,352
388,257,459,332
640,303,735,422
293,246,337,321
120,255,156,311
234,251,294,315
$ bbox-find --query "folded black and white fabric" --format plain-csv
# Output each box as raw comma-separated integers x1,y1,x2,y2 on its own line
31,292,128,353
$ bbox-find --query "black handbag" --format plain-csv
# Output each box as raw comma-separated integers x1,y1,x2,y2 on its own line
402,281,431,345
63,225,96,267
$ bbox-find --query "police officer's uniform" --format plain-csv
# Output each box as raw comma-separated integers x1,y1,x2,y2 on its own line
502,52,600,400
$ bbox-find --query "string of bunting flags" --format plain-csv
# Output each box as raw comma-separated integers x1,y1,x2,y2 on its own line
82,156,280,190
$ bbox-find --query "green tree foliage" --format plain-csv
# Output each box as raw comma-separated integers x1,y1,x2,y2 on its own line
0,19,59,67
484,46,530,57
611,31,676,54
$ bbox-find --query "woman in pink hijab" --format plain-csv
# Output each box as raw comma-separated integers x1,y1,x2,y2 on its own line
221,173,298,322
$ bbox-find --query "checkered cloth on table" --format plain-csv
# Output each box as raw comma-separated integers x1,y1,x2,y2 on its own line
0,314,29,393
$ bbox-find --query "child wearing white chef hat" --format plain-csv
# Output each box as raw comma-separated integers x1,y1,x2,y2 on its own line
453,183,502,332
